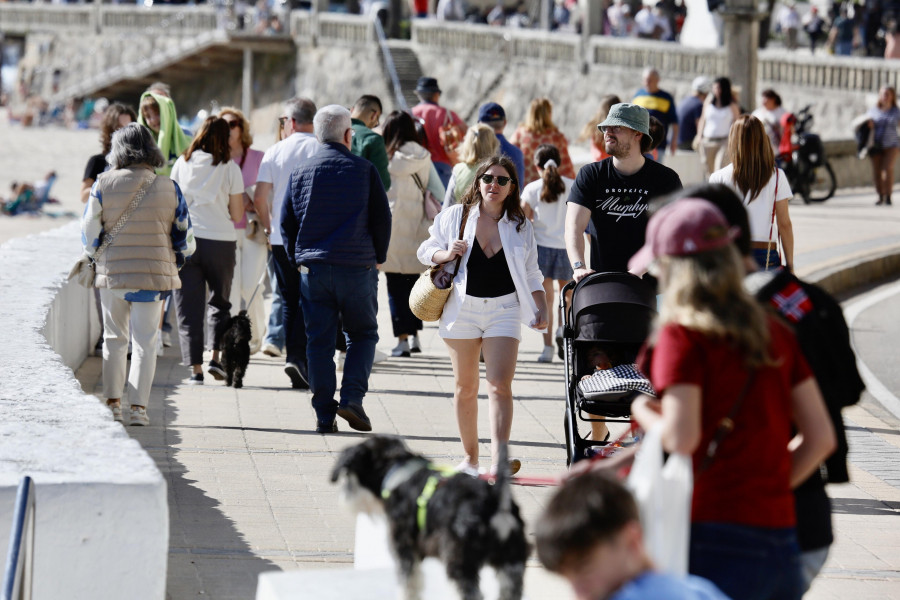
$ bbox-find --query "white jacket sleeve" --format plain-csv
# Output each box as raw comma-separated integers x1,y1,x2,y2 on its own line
417,203,457,266
522,219,544,292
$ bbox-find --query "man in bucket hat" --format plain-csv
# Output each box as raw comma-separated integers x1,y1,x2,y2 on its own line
565,103,682,281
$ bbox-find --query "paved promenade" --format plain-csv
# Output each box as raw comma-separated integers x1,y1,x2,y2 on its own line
67,187,900,599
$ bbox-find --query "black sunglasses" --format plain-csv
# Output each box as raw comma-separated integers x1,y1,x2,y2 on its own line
278,116,290,127
226,120,241,130
480,174,511,186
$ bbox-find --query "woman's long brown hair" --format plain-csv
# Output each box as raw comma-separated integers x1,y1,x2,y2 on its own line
461,156,527,232
728,115,775,203
184,116,232,166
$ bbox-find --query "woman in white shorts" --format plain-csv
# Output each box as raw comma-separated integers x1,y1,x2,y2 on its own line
418,156,548,476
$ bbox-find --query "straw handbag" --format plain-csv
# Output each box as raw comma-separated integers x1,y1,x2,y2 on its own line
409,205,469,322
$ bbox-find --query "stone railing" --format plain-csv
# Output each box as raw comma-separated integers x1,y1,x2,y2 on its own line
412,20,579,62
591,35,728,77
757,48,900,90
100,5,218,34
0,4,94,33
316,12,375,46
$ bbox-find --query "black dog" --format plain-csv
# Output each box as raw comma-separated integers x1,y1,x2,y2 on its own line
331,436,529,600
221,310,251,388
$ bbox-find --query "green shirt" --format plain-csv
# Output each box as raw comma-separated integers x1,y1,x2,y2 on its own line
350,118,391,191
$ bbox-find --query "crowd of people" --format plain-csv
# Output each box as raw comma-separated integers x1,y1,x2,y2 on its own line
73,66,888,598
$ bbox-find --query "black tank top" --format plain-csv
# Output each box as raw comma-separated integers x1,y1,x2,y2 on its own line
466,239,516,298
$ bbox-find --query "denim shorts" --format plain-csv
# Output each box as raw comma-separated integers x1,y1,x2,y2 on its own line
440,292,522,341
537,245,573,281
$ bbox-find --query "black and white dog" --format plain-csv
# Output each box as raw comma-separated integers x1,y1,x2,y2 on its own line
331,436,529,600
221,310,252,388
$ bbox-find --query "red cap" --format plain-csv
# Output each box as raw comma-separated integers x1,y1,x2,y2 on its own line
628,198,739,274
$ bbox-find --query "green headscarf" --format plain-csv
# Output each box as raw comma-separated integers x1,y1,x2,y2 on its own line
137,91,191,176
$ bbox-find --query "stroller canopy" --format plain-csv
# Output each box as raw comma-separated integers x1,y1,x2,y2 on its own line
572,272,656,345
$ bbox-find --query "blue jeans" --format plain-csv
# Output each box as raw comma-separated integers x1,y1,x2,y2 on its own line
690,522,804,600
263,251,285,349
300,264,379,422
433,161,452,188
271,245,307,367
752,247,781,271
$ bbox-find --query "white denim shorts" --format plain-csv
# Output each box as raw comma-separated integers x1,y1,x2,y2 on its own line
440,292,522,341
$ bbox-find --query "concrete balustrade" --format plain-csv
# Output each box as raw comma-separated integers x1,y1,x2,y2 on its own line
100,5,218,34
0,222,168,600
317,13,375,46
0,4,93,33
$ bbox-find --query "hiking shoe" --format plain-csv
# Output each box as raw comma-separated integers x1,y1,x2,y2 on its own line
208,360,226,381
409,335,422,354
315,420,338,434
261,343,282,358
108,402,123,423
537,345,554,363
337,403,372,432
187,373,204,385
391,340,410,357
129,406,150,426
285,362,309,389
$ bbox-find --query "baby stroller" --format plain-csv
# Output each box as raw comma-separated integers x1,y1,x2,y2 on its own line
560,272,657,465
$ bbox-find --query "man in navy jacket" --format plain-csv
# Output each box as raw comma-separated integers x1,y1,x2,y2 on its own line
281,104,392,433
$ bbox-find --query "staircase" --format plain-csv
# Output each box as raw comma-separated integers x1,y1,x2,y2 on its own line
382,40,423,112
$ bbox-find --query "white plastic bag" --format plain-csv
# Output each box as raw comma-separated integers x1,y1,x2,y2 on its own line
626,423,693,575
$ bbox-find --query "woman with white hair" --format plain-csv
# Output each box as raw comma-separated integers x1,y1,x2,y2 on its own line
82,123,195,426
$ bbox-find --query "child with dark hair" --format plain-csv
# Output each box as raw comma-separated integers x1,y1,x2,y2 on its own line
536,471,728,600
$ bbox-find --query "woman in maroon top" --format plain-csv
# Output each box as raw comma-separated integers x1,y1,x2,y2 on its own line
627,198,835,600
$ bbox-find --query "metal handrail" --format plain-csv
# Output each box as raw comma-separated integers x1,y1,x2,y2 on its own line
372,17,408,113
2,476,35,600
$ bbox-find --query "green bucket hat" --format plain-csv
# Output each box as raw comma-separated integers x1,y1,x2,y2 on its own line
598,103,652,143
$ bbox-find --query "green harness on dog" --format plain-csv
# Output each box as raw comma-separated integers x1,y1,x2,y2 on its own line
381,459,458,532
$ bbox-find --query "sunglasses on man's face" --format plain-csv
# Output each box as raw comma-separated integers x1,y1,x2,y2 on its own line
278,116,290,127
480,174,511,187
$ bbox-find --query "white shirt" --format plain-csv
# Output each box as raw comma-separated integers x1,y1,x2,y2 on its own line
751,106,787,153
256,132,320,246
521,176,574,249
170,151,244,241
709,164,792,243
417,203,545,331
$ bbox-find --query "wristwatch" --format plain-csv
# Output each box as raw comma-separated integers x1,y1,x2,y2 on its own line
573,261,585,270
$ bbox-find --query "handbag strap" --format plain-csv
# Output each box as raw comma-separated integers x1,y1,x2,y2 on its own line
447,204,470,276
411,173,427,194
697,370,755,474
765,169,779,270
94,174,156,261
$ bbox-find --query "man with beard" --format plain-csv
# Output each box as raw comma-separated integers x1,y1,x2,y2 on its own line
565,103,682,280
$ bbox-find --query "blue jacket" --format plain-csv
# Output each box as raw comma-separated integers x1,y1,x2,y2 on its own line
496,133,526,185
281,142,392,267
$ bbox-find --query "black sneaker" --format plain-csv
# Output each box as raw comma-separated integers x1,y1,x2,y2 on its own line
315,420,338,434
187,373,204,385
208,360,226,381
555,326,564,360
285,362,309,389
337,403,372,432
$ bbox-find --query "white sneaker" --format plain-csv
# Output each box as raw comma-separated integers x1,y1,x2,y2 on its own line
409,335,422,354
336,351,346,372
455,460,480,477
162,330,173,348
129,406,149,426
391,340,410,357
261,343,282,358
156,335,164,357
537,345,554,363
108,402,123,423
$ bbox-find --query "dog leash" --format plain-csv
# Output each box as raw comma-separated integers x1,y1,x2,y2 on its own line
244,255,273,311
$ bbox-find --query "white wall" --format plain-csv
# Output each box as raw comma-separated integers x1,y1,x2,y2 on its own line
0,221,167,600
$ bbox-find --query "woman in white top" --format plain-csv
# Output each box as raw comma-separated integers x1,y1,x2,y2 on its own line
751,88,787,157
170,117,245,383
418,156,548,476
696,77,742,178
520,144,574,364
710,114,794,271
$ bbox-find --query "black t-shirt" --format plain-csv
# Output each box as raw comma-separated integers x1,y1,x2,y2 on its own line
83,153,108,183
567,158,683,272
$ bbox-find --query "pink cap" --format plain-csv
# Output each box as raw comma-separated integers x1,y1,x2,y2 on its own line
628,198,739,274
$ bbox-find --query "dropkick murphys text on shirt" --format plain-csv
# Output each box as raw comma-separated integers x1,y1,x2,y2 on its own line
599,188,650,221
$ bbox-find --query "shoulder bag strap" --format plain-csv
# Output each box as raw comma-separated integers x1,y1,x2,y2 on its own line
411,173,426,193
697,370,755,475
765,169,779,270
448,204,470,276
94,174,157,262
